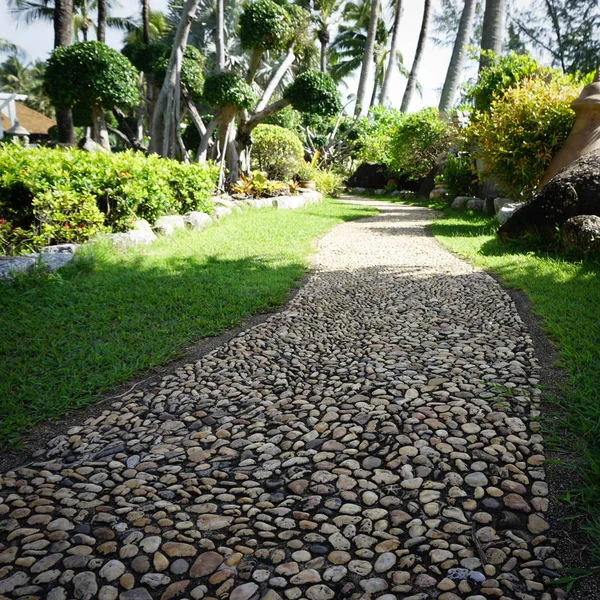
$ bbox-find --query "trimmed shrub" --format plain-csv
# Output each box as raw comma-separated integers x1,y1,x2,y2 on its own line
389,108,452,181
0,145,219,254
203,72,258,110
465,77,579,198
250,124,304,180
285,70,341,117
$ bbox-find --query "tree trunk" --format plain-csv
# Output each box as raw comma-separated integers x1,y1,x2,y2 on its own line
401,0,431,112
216,0,225,72
92,105,110,150
354,0,380,116
141,0,150,44
149,0,200,157
54,0,75,145
97,0,106,42
479,0,505,71
438,0,477,115
320,39,327,72
379,0,402,106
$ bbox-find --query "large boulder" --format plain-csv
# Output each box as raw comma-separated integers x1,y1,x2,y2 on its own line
561,214,600,255
347,163,390,190
499,149,600,242
497,203,525,226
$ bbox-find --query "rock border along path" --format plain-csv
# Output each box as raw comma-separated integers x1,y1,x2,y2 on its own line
0,200,560,600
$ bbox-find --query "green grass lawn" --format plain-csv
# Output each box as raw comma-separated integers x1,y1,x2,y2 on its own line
388,194,600,557
0,199,377,447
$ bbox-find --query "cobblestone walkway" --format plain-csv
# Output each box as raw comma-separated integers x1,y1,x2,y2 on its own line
0,200,559,600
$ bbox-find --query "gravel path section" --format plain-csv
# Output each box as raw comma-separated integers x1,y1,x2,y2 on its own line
0,200,560,600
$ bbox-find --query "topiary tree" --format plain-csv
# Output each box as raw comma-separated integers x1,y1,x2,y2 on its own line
44,41,139,150
285,70,342,117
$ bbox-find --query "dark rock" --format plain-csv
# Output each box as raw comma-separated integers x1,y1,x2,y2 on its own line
497,511,522,530
347,163,390,190
561,214,600,255
499,149,600,242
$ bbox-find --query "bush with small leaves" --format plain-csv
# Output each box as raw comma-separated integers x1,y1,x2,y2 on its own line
203,72,258,110
442,154,477,197
239,0,294,51
44,41,139,111
123,43,205,102
285,70,341,117
250,124,304,180
389,108,452,181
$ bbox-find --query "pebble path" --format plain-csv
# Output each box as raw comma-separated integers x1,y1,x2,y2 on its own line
0,200,560,600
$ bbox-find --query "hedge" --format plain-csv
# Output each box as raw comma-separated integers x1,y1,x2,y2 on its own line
0,145,218,255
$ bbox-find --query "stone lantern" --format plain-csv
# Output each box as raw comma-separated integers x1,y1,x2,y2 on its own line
540,69,600,187
5,119,30,146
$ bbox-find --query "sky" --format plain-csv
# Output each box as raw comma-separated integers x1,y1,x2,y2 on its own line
0,0,458,113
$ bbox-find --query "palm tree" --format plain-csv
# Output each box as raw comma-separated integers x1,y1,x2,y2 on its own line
439,0,477,114
0,55,30,93
379,0,402,106
479,0,505,71
355,0,381,115
54,0,75,144
122,10,170,44
314,0,343,72
401,0,431,112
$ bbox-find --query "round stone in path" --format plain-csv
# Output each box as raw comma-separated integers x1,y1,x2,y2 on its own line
0,199,557,599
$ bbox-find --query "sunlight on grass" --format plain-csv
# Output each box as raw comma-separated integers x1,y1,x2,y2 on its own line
0,200,377,447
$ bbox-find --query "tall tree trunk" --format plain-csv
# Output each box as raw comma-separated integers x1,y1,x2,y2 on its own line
379,0,402,106
150,0,200,157
141,0,150,44
354,0,380,116
54,0,75,145
400,0,431,112
479,0,505,71
438,0,477,115
97,0,106,42
216,0,225,72
318,30,330,72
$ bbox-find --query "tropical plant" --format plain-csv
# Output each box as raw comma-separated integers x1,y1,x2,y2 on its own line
464,76,580,198
442,153,477,196
354,105,404,165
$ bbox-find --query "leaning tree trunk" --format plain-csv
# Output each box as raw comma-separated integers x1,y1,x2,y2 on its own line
401,0,431,112
92,105,110,150
97,0,106,42
354,0,380,116
150,0,201,157
379,0,402,106
54,0,75,145
479,0,505,71
439,0,477,115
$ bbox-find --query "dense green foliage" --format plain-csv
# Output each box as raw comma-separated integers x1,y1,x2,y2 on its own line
44,41,139,110
466,78,579,198
263,105,302,133
203,71,258,109
285,70,341,117
0,199,377,446
250,124,304,180
389,108,452,181
239,0,294,51
442,154,477,197
123,43,205,102
354,106,404,165
465,52,543,113
0,146,218,253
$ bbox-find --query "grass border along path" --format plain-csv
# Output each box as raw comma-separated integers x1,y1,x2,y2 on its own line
0,199,377,448
383,192,600,561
